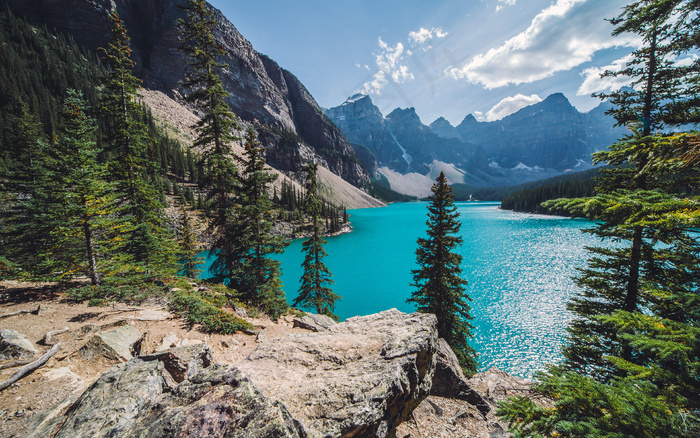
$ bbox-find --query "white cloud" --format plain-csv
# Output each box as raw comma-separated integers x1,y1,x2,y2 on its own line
446,0,638,89
496,0,517,12
577,54,634,95
408,27,448,48
486,94,542,121
362,38,415,95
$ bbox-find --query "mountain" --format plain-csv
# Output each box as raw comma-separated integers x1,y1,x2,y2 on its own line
326,94,494,196
327,93,627,196
1,0,371,189
453,93,626,171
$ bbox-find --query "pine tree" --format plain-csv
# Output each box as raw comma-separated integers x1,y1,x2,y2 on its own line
178,0,242,289
293,162,339,319
41,89,116,285
100,8,172,278
541,0,700,378
228,128,289,318
499,1,700,435
178,207,202,278
408,171,477,375
0,100,52,272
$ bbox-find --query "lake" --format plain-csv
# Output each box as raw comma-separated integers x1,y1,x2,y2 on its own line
201,202,597,379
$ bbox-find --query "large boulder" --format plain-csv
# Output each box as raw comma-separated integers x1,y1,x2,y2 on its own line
292,312,337,332
0,329,37,360
236,309,438,438
79,324,142,362
27,344,305,438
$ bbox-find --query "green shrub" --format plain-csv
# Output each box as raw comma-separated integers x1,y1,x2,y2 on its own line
169,288,252,334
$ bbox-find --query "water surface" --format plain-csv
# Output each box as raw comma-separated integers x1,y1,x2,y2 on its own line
202,202,596,378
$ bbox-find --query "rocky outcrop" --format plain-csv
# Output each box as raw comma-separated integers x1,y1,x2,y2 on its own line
27,309,440,438
0,329,37,360
28,344,305,438
2,0,371,188
237,309,438,438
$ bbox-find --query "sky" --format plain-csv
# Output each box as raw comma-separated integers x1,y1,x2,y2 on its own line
208,0,640,126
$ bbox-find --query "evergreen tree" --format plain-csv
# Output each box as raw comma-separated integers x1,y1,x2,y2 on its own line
100,8,172,278
293,162,339,319
0,100,52,272
42,90,115,285
408,171,477,375
498,1,700,435
178,0,242,290
229,128,289,318
540,0,700,378
178,207,202,278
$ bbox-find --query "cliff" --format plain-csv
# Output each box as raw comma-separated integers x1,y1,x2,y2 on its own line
1,0,371,189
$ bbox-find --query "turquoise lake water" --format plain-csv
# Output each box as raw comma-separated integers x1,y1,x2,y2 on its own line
200,202,597,378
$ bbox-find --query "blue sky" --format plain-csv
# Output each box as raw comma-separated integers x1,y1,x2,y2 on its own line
208,0,639,125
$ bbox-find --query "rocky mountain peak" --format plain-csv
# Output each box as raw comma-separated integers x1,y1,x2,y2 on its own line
429,116,460,139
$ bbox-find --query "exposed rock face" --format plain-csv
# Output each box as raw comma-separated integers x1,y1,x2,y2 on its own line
0,329,37,360
325,94,408,173
385,107,489,176
3,0,371,188
236,309,438,438
28,310,439,438
429,116,461,139
28,344,306,438
430,338,490,416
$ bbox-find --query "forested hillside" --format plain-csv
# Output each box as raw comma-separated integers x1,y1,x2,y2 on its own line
500,168,599,213
0,9,347,301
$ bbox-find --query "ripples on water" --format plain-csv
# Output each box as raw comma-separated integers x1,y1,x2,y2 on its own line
202,202,598,379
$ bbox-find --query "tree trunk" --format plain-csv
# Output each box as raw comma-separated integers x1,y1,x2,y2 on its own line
84,219,100,286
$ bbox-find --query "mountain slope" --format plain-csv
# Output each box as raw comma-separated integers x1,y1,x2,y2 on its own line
1,0,371,189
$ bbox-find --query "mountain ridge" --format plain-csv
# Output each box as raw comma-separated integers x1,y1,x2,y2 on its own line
326,92,627,196
0,0,372,190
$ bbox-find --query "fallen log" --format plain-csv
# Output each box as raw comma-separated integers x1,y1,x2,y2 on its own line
0,357,34,371
0,342,60,391
0,305,40,319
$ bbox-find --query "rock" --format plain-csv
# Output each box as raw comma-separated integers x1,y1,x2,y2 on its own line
0,329,37,360
468,367,533,404
27,346,305,438
237,308,438,438
256,330,266,343
139,343,212,383
430,338,490,416
157,332,180,351
79,325,142,362
292,312,337,332
128,309,172,321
